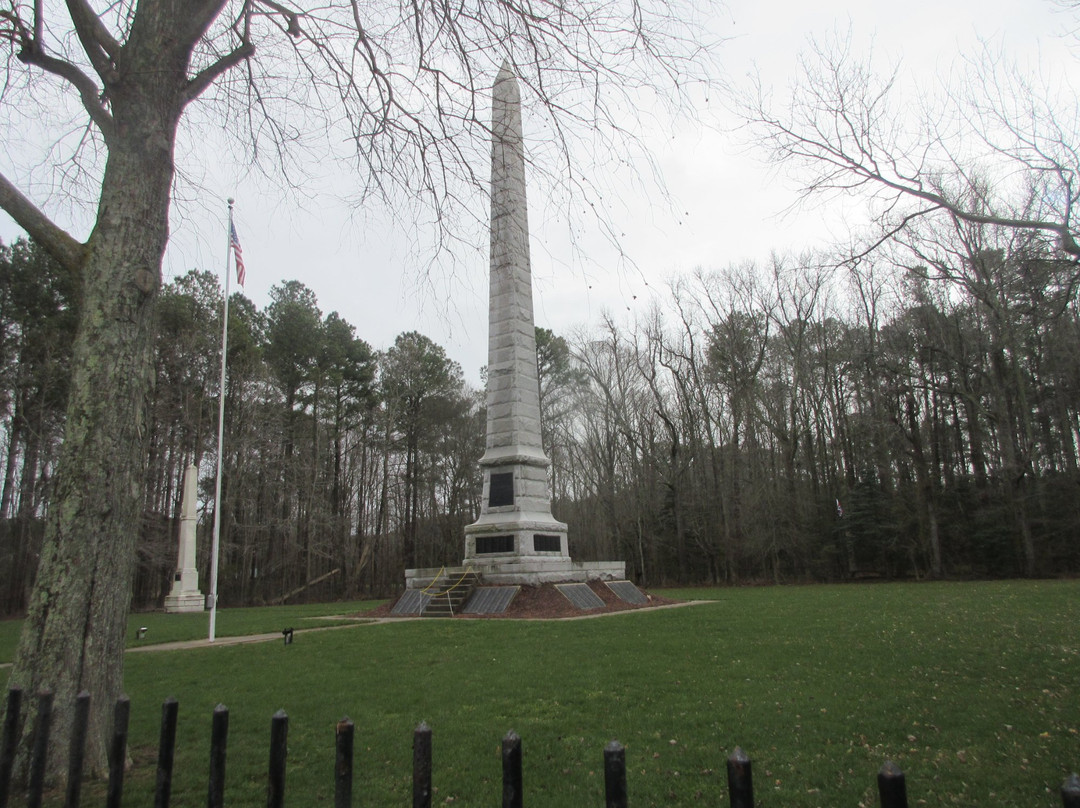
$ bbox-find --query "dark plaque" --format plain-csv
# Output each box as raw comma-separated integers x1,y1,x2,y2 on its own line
555,583,605,610
489,472,514,507
533,534,561,552
476,535,514,554
463,586,520,614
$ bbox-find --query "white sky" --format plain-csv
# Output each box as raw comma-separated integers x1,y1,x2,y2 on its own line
1,0,1075,385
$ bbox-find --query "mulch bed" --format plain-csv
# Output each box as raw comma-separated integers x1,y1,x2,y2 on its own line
363,580,681,620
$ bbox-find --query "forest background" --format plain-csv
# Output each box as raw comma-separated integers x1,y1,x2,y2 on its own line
2,199,1078,615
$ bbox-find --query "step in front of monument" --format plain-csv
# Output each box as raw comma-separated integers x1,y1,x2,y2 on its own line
421,570,481,617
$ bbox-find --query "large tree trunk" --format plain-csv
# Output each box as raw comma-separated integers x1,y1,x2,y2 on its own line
3,24,184,780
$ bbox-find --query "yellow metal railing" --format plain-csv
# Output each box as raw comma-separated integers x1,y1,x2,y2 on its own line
419,567,447,595
418,566,476,615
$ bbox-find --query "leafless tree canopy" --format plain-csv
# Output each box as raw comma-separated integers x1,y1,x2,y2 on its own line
1,0,715,259
739,33,1080,260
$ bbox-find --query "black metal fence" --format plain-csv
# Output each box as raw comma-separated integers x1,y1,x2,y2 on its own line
1,688,1078,808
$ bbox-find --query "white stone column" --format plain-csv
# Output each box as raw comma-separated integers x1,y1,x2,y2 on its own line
164,463,205,612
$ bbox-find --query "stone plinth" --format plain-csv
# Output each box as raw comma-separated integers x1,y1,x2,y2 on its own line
407,560,625,589
163,591,206,612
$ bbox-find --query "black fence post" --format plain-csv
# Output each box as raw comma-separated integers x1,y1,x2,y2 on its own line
501,731,522,808
64,691,90,808
603,741,627,808
154,698,179,808
412,722,432,808
878,760,907,808
0,687,24,808
1062,773,1080,808
105,695,131,808
26,691,53,808
267,710,288,808
727,747,754,808
207,704,229,808
334,718,354,808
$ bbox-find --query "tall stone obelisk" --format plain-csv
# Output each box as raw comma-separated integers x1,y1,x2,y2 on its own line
463,62,570,573
164,463,205,612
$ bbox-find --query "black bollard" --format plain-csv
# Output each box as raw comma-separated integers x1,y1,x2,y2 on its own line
878,760,908,808
154,698,179,808
1062,773,1080,808
502,731,522,808
26,691,53,808
64,691,91,808
727,747,754,808
105,696,130,808
267,710,288,808
0,687,23,808
603,741,627,808
335,718,354,808
207,704,229,808
413,722,432,808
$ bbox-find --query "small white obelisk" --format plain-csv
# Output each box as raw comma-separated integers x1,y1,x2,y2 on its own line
164,463,205,613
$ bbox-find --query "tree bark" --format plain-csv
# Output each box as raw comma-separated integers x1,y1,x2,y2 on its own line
2,7,187,779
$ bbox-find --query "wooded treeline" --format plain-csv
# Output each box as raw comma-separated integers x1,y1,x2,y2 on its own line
552,223,1080,585
1,215,1078,613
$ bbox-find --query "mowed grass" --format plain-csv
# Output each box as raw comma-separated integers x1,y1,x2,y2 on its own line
3,581,1079,807
0,599,386,663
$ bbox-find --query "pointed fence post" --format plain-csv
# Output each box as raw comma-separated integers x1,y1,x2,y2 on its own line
877,760,907,808
154,698,179,808
267,710,288,808
207,704,229,808
727,747,754,808
64,691,91,808
26,691,53,808
0,688,23,808
334,718,354,808
1062,773,1080,808
501,731,522,808
603,741,627,808
105,696,131,808
413,722,432,808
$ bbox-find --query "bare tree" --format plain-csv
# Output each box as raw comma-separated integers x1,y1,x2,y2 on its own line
0,0,715,783
740,34,1080,260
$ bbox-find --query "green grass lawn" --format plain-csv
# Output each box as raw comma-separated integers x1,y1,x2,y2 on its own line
0,599,385,664
3,581,1078,807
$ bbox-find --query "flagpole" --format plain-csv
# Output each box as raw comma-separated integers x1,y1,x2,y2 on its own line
208,198,234,642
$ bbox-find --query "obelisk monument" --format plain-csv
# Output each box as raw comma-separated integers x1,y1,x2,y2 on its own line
463,62,571,573
164,463,205,612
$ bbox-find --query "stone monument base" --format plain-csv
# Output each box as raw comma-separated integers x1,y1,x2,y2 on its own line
406,558,625,589
163,591,206,613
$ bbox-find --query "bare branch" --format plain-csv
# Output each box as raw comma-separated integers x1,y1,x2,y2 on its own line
16,45,115,140
182,42,255,106
0,170,86,271
741,34,1080,263
254,0,300,36
64,0,121,81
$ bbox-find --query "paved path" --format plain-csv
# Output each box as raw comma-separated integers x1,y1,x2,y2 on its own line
125,616,412,654
0,601,707,665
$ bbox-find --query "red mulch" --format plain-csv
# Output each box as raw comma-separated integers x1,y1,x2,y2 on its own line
363,580,680,620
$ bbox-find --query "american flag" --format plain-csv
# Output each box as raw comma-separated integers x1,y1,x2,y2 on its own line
229,221,246,287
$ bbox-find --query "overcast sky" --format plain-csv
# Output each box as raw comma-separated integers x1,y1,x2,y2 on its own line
1,0,1074,385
